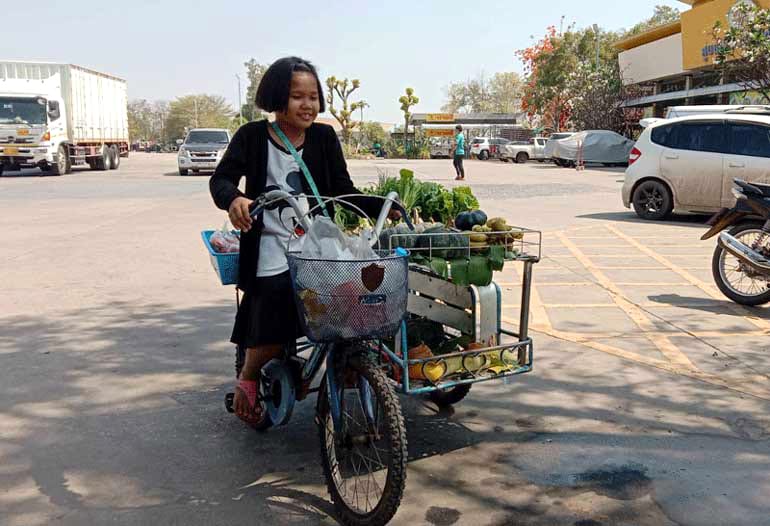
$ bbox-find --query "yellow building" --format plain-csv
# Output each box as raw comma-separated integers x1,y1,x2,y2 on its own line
617,0,769,116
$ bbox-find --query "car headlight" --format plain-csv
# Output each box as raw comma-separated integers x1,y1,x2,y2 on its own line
178,147,188,156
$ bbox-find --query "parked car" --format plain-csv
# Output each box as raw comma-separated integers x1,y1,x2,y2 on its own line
542,132,575,163
622,111,770,220
429,137,452,158
551,130,634,168
177,128,231,175
470,137,510,160
501,137,548,163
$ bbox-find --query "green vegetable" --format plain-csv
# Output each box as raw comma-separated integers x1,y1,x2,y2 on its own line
429,257,449,280
489,245,505,271
451,186,480,217
468,256,493,286
416,226,470,259
378,223,416,250
454,211,474,231
470,210,488,227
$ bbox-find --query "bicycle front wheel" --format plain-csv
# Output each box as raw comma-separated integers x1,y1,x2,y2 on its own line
317,353,407,526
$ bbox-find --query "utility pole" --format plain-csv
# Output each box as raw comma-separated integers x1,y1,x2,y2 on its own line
235,74,243,125
193,97,199,128
593,24,601,71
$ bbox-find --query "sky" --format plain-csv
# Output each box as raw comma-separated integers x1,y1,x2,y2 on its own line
6,0,684,123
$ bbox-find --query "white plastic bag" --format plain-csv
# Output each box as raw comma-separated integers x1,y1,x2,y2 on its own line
301,217,378,260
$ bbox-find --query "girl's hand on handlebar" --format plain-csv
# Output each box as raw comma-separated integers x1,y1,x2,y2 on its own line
228,197,254,232
388,209,402,221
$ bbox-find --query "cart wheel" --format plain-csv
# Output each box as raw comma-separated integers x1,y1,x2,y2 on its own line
429,384,472,407
317,351,407,526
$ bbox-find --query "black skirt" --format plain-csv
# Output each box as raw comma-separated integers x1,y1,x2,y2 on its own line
231,271,304,348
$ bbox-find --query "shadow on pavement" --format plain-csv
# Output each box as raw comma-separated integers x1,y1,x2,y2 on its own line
577,211,711,228
2,299,770,525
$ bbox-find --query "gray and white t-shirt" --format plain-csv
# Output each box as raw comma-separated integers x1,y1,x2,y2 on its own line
257,138,310,277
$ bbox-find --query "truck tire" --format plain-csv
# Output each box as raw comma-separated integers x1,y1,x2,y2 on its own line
109,146,120,170
92,146,109,171
48,145,71,176
179,168,189,176
516,152,529,164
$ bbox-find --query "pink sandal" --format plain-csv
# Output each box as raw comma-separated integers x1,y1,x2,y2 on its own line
234,379,266,428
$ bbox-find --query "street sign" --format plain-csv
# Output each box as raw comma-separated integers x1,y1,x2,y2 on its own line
425,113,455,123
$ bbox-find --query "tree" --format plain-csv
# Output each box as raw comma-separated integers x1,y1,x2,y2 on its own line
325,76,366,145
713,3,770,104
359,121,386,148
625,5,680,36
165,95,233,141
442,72,523,114
242,59,268,121
399,87,419,154
517,26,573,131
568,61,642,135
128,99,169,143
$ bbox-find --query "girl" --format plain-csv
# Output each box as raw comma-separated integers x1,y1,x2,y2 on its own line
210,56,396,427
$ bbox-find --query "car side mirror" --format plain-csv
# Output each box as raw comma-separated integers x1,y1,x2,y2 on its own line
47,100,61,121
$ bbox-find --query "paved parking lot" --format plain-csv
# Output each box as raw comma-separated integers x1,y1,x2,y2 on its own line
2,154,769,526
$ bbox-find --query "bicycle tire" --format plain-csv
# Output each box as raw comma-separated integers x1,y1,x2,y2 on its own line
317,352,407,526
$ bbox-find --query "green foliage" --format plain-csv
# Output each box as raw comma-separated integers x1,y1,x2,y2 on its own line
326,76,364,145
625,5,680,36
165,95,233,141
128,99,169,143
364,170,479,226
451,186,479,216
242,59,268,121
442,72,524,114
714,4,770,104
398,87,419,151
359,121,387,147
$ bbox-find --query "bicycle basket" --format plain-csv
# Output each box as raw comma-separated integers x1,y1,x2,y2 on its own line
287,252,409,343
201,230,239,286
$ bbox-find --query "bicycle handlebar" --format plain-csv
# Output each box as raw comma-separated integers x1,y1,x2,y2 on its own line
248,190,414,248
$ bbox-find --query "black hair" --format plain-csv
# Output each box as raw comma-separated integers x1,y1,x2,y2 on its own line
455,124,463,131
255,56,326,113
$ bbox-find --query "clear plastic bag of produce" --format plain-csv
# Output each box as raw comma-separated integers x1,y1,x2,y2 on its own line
209,222,240,253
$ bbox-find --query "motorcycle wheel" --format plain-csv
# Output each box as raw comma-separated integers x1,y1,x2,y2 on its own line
712,222,770,306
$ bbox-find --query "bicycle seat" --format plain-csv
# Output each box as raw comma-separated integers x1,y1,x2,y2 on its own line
734,179,770,197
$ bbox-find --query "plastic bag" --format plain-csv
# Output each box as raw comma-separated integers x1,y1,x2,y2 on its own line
301,217,378,260
210,222,240,253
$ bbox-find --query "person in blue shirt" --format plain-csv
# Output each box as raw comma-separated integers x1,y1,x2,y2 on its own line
452,124,465,180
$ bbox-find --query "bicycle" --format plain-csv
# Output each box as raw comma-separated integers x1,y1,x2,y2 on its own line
202,190,541,525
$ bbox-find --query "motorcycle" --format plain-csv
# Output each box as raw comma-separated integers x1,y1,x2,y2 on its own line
702,178,770,306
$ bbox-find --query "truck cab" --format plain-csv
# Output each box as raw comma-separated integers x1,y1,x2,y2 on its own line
0,90,68,175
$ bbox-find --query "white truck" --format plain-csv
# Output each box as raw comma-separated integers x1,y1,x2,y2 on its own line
0,61,129,175
501,137,548,163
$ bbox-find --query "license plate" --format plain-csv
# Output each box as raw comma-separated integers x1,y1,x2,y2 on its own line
4,147,19,155
17,129,29,136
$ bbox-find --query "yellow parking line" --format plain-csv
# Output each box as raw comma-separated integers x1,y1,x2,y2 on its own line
542,303,617,308
614,282,690,286
607,225,770,332
500,317,770,400
556,232,697,370
509,263,553,332
498,282,591,287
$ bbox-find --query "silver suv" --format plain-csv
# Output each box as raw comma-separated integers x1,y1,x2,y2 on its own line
178,128,231,175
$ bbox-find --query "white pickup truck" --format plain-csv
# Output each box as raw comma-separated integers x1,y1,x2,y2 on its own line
501,137,548,163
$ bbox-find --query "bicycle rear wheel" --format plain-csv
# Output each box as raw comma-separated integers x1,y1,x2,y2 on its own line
317,352,407,526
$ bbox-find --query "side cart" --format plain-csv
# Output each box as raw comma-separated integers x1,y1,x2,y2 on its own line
379,226,542,402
